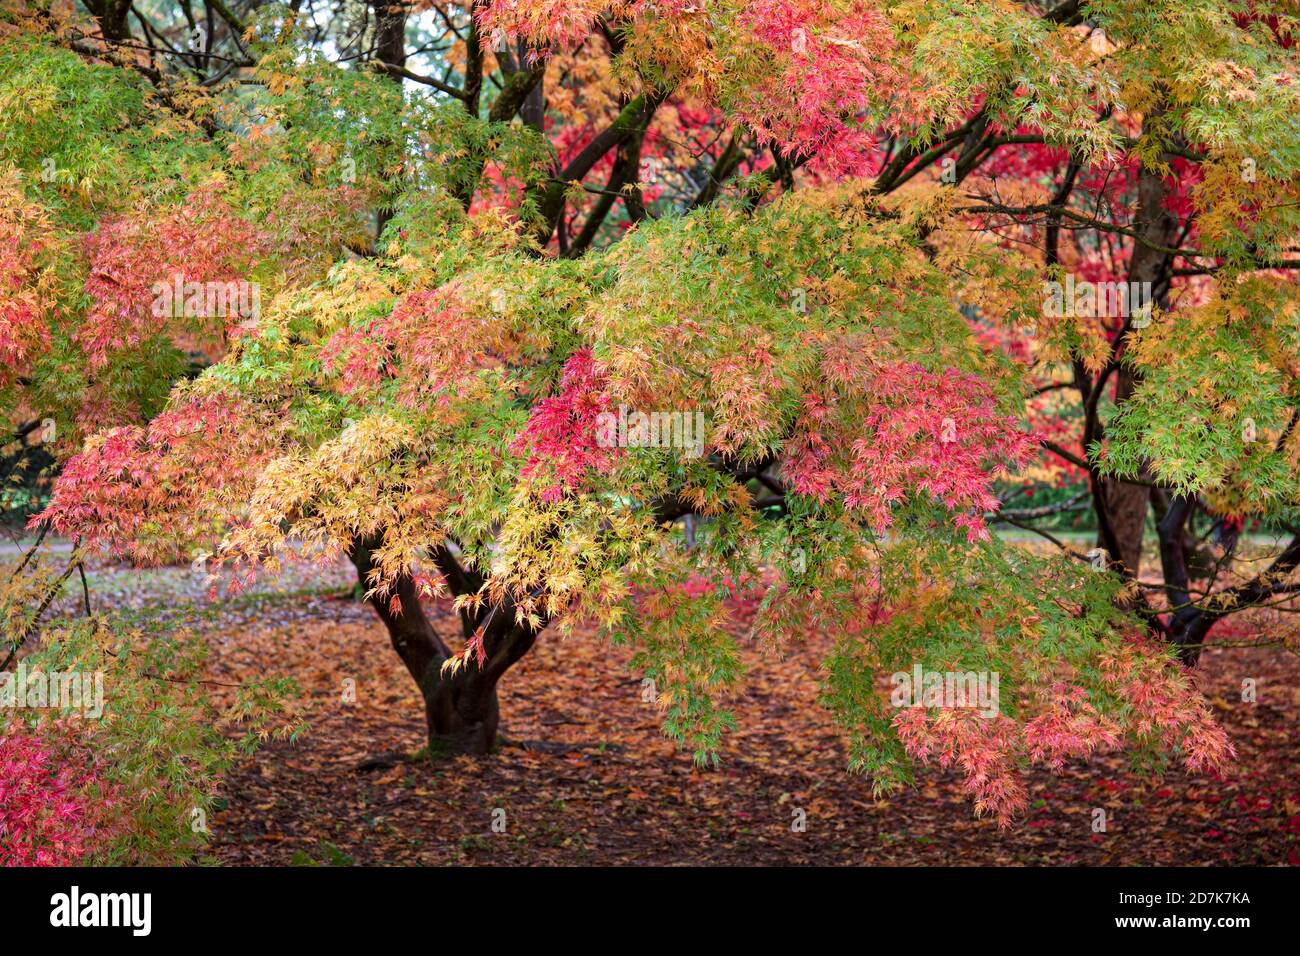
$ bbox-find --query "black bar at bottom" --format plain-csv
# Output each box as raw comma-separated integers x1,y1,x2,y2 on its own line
0,865,1283,943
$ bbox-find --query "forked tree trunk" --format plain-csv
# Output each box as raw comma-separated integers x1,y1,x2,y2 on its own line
348,537,538,755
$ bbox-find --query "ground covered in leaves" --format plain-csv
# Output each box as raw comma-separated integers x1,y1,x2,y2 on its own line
56,551,1300,866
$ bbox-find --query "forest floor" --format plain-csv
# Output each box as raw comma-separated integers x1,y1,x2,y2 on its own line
50,551,1300,866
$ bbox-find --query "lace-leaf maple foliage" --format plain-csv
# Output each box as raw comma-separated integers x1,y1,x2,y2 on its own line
13,0,1297,825
0,718,116,866
41,178,1229,823
0,550,303,864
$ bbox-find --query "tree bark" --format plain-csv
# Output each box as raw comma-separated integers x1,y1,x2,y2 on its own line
371,1,408,73
368,2,408,238
348,536,539,755
86,0,133,42
1098,366,1150,575
1094,154,1177,577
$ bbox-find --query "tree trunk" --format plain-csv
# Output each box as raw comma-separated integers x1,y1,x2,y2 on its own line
1098,367,1150,576
1095,155,1177,577
348,536,538,755
371,1,408,73
369,2,408,238
86,0,133,42
1158,497,1300,664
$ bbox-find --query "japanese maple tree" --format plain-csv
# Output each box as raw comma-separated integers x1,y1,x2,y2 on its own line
5,0,1299,826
